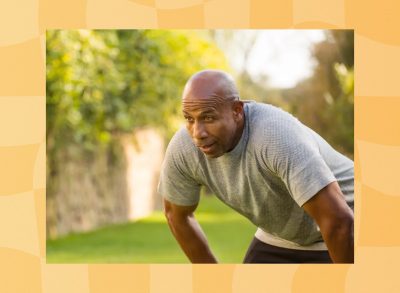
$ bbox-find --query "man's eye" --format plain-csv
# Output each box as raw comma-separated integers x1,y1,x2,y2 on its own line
184,116,194,122
204,116,214,122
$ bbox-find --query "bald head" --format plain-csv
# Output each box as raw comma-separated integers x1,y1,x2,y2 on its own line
182,70,239,103
181,70,245,158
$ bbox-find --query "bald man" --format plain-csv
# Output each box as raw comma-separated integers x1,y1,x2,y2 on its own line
158,70,354,263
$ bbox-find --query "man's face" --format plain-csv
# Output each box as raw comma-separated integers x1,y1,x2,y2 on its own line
182,97,242,158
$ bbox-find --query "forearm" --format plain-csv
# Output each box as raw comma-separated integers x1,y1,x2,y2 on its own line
302,182,354,263
167,214,217,263
321,216,354,263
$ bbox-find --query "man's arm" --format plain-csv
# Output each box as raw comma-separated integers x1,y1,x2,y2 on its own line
302,181,354,263
164,198,218,263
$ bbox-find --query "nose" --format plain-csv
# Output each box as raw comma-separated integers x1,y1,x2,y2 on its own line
192,121,208,140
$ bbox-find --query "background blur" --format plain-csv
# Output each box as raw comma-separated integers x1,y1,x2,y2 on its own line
46,29,353,263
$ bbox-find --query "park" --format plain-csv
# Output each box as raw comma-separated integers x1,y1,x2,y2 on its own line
46,29,353,263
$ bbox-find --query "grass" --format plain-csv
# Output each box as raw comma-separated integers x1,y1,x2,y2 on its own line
46,195,256,263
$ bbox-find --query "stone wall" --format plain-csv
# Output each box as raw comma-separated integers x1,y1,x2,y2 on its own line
46,128,164,239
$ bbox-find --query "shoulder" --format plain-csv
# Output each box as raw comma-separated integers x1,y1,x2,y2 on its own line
247,101,298,124
246,101,305,143
245,102,319,166
167,127,196,154
164,127,200,168
159,127,202,206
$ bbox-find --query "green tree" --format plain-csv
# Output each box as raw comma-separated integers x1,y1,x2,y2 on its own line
46,30,229,237
288,30,354,156
47,30,229,151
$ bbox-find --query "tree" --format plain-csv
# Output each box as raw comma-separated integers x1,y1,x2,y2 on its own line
287,30,354,156
47,30,229,152
46,30,230,237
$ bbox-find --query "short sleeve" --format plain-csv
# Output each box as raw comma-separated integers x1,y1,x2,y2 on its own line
264,116,336,207
157,129,201,206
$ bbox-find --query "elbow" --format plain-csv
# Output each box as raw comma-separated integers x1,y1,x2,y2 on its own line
323,211,354,263
335,215,353,239
338,209,354,233
325,211,354,241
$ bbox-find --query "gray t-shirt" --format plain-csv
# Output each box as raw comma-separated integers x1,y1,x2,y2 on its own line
158,101,354,247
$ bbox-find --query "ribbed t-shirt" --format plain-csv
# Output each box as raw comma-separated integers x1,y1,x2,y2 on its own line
158,101,354,248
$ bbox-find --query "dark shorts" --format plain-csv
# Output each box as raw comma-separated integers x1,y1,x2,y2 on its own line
243,237,333,264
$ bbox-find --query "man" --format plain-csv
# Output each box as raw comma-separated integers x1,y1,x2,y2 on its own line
158,69,354,263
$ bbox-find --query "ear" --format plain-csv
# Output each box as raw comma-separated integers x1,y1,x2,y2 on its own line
232,101,244,121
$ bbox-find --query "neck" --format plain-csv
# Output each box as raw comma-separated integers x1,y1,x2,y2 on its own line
228,113,245,152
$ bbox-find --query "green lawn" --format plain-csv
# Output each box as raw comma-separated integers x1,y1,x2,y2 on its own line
46,195,256,263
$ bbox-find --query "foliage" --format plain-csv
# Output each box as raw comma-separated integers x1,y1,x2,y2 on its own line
328,64,354,153
46,30,229,153
46,30,230,235
287,30,354,156
235,71,290,111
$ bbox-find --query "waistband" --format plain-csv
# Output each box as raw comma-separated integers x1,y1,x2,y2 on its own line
255,228,328,251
